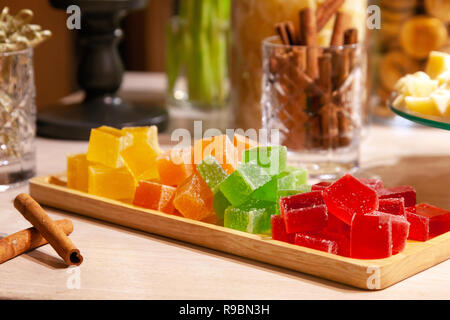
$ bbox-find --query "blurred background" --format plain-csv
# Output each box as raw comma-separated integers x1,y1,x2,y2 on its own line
9,0,172,110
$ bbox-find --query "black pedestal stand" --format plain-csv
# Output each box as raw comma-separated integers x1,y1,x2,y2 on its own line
38,0,168,140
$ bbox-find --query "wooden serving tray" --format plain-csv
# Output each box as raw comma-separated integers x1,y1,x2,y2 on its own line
29,175,450,290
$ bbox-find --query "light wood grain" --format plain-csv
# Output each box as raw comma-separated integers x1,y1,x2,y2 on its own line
29,175,450,290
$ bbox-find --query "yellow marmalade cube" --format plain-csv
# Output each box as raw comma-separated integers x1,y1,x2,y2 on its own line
88,165,136,201
121,126,162,155
86,126,132,168
120,142,160,181
67,153,89,192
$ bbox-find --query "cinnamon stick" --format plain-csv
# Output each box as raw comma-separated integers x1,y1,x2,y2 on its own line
330,12,347,46
299,8,319,79
344,28,358,45
14,193,83,266
275,21,297,45
344,28,358,71
316,0,346,31
0,219,73,264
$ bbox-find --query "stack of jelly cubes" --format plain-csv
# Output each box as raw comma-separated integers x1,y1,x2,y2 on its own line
274,173,450,259
67,127,450,260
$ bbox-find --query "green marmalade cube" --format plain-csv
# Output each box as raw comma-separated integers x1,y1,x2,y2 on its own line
219,161,272,206
197,156,230,219
197,156,228,193
277,167,308,190
242,146,287,175
224,199,275,234
213,190,230,220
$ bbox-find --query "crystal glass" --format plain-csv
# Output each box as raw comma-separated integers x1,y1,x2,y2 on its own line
230,0,369,131
261,36,367,180
0,48,36,191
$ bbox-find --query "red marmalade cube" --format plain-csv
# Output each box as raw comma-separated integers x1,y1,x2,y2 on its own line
372,211,410,254
279,191,325,219
283,205,328,234
271,214,295,244
323,174,379,225
311,181,332,192
324,213,350,238
378,186,416,207
406,203,450,240
359,178,384,191
378,198,405,216
294,232,338,254
350,213,392,259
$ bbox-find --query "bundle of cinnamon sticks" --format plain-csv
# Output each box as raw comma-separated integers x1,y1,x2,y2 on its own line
269,0,360,150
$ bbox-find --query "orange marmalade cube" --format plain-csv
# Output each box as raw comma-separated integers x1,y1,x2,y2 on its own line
133,180,176,214
121,126,163,155
156,147,194,187
193,135,238,174
233,133,259,162
67,153,90,192
88,164,135,201
86,126,132,168
173,172,214,221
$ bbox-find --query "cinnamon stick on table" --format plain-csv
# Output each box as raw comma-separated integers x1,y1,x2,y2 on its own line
0,219,73,264
14,193,83,266
299,8,319,79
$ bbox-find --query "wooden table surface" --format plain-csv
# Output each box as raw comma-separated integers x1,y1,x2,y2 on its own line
1,73,449,300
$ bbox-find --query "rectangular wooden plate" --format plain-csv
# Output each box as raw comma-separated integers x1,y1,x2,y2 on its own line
29,175,450,290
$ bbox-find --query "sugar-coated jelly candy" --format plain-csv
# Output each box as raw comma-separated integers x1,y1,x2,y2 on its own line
277,167,308,190
378,186,416,207
120,141,160,182
378,198,405,216
219,161,272,207
242,146,287,175
390,215,410,254
406,203,450,240
350,213,392,259
197,156,228,193
270,214,295,244
277,185,312,199
324,213,350,238
283,205,328,234
224,200,275,234
197,156,230,220
213,191,231,220
67,153,90,192
88,164,136,201
294,233,338,254
193,135,238,174
372,211,410,254
279,191,325,218
251,176,278,203
320,231,350,257
122,126,162,155
133,181,176,214
173,172,214,221
156,148,194,187
311,181,332,192
323,174,379,225
359,178,384,191
233,134,259,162
86,126,132,168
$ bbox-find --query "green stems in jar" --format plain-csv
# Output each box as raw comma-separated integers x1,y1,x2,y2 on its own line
166,0,230,109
